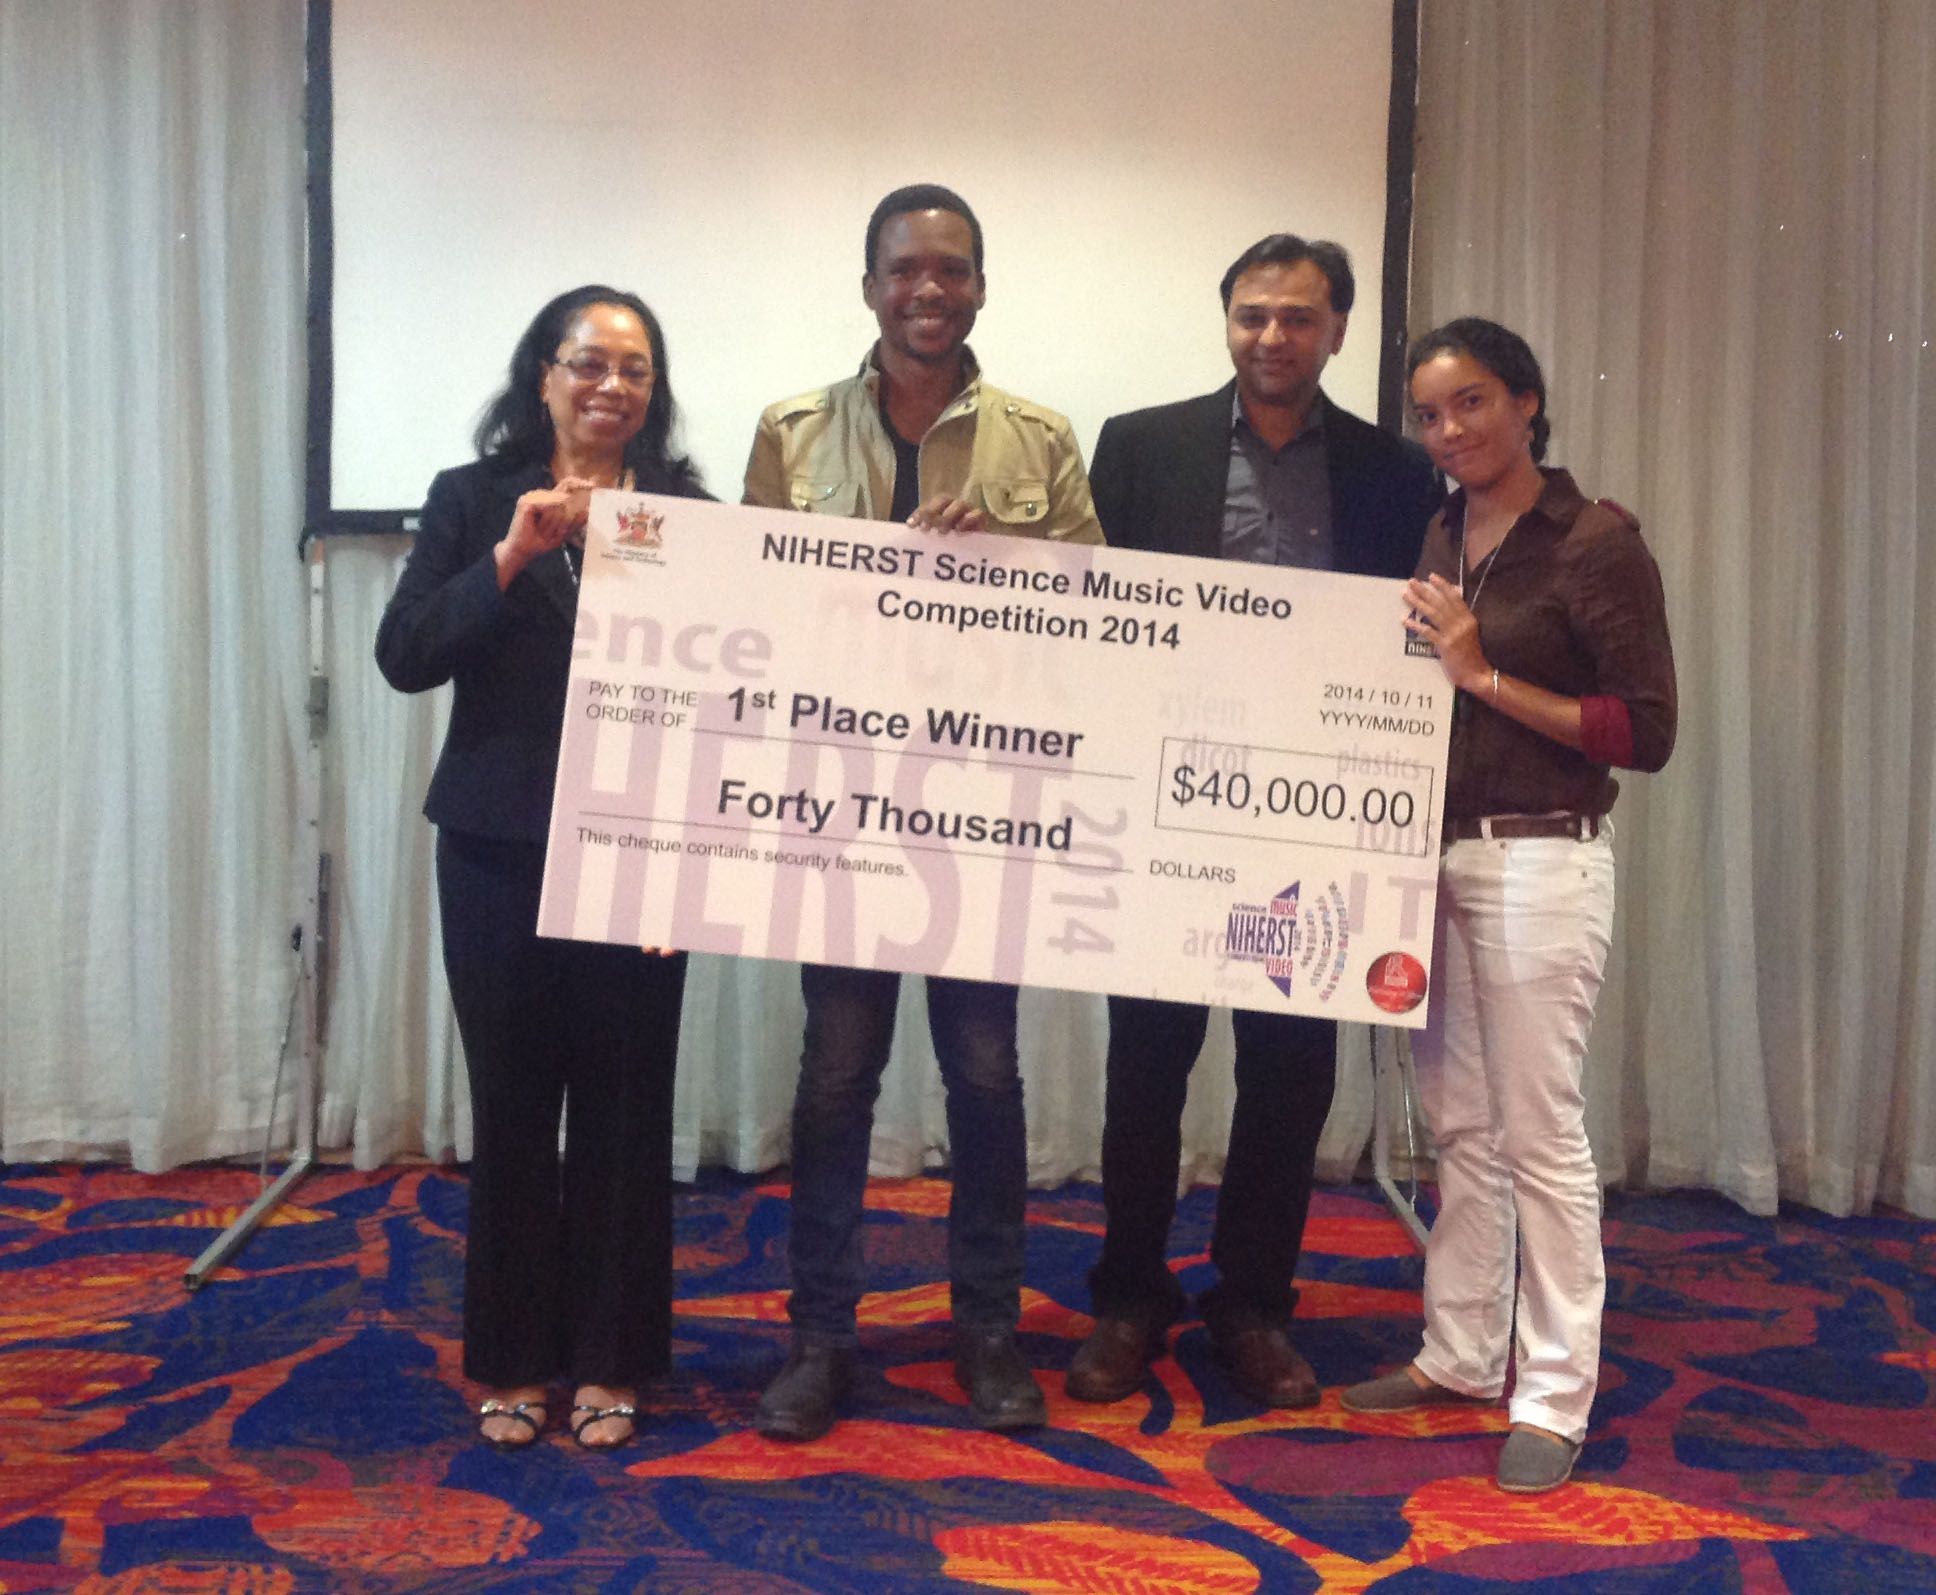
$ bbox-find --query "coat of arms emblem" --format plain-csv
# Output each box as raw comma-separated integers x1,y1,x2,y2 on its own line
615,508,665,548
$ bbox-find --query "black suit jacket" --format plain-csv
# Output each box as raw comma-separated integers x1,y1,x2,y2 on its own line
375,456,706,842
1087,382,1442,579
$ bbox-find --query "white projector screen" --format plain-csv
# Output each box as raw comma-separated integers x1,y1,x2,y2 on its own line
319,0,1402,523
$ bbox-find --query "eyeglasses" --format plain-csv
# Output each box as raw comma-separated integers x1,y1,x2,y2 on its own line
554,353,655,389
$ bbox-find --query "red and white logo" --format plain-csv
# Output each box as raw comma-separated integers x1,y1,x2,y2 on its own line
1366,951,1428,1014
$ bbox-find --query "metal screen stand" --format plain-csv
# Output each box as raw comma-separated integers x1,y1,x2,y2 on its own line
185,540,330,1290
1370,1025,1430,1251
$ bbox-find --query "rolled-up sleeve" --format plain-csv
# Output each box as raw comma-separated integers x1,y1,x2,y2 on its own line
1565,521,1677,772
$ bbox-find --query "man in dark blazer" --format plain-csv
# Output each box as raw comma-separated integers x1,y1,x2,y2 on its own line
1070,235,1443,1409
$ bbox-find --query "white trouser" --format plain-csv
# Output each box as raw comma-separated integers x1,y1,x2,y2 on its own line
1411,830,1615,1443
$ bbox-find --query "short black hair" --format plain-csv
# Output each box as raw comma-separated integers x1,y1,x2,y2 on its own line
864,183,984,275
1219,234,1355,315
1406,316,1552,462
472,283,704,493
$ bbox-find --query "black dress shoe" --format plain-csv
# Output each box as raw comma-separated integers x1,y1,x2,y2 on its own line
1210,1324,1319,1409
1067,1316,1165,1404
755,1343,853,1441
953,1327,1046,1430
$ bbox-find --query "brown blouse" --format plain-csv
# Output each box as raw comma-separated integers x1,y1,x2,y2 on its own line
1416,467,1677,823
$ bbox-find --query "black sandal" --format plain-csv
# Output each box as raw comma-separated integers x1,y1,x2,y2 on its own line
476,1398,546,1451
569,1401,638,1452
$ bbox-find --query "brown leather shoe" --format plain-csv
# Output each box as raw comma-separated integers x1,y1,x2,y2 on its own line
1211,1325,1319,1409
1067,1317,1165,1404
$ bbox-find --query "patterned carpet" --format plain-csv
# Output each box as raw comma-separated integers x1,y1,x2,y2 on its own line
2,1161,1932,1592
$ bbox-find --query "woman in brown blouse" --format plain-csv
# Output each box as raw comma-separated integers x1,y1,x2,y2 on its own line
1341,318,1676,1494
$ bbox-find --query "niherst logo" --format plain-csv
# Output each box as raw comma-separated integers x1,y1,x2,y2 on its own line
1366,951,1428,1014
615,508,665,548
1404,605,1439,659
1224,881,1351,1002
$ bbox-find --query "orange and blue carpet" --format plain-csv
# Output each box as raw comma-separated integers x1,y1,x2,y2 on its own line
1,1163,1932,1592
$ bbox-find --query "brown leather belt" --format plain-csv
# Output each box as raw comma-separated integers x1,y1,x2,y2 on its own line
1443,813,1602,843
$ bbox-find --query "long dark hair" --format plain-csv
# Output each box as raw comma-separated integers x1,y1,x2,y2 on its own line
473,284,705,493
1406,316,1551,462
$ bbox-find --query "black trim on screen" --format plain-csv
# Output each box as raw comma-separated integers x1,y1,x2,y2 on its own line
1379,0,1420,434
303,0,415,544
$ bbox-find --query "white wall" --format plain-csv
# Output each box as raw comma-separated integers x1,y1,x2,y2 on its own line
329,0,1398,510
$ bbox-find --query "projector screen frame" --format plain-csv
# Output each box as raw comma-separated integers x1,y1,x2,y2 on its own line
299,0,1423,545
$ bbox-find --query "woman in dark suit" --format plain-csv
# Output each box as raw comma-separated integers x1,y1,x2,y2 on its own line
376,285,708,1451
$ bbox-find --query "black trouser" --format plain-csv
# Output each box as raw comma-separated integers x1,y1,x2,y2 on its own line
437,830,686,1389
1090,996,1336,1333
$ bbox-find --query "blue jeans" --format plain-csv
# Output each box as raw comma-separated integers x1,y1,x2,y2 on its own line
787,964,1026,1346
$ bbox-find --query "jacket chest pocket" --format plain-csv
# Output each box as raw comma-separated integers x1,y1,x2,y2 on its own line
788,478,862,516
981,478,1050,529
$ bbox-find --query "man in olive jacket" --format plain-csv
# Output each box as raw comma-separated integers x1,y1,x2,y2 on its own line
743,182,1101,1444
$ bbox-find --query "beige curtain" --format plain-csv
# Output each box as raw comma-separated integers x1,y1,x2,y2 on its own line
1411,0,1936,1216
0,0,310,1167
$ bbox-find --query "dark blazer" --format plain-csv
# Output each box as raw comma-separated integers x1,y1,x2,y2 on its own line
1087,381,1442,578
375,456,706,842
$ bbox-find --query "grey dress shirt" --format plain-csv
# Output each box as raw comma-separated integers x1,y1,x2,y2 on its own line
1221,391,1335,570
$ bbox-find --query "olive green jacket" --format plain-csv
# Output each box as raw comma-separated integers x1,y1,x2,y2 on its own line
741,346,1103,543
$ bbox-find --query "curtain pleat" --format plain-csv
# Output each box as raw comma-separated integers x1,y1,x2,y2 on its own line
1,1,309,1168
1412,0,1935,1216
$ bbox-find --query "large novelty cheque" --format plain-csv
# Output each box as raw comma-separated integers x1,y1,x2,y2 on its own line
537,493,1451,1026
